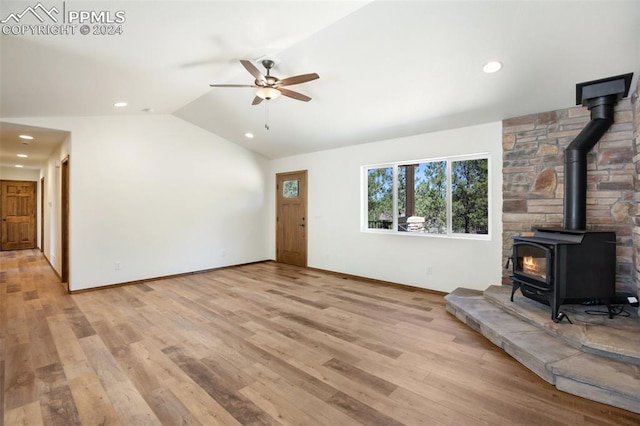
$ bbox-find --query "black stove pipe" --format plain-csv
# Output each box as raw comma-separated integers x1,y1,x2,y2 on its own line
562,73,633,231
563,96,615,230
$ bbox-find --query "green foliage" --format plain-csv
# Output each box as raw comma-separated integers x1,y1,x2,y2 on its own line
397,166,406,217
415,161,446,233
451,159,488,234
367,168,393,225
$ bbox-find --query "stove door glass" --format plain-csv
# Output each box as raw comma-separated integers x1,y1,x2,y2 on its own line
514,242,550,283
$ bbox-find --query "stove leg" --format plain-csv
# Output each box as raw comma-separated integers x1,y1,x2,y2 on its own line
510,281,521,302
554,311,573,324
550,294,571,324
604,301,614,319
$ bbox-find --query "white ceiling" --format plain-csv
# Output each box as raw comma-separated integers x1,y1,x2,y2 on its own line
0,122,68,169
1,0,639,165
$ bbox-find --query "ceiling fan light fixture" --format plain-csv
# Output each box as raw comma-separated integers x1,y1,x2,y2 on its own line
210,59,318,105
256,87,281,100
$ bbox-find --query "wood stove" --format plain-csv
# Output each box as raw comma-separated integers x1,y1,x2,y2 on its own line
511,229,616,323
510,73,633,323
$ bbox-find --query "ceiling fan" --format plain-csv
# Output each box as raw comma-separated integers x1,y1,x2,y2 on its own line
209,59,319,105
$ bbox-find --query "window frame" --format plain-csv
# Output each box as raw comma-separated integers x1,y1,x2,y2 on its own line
362,153,491,240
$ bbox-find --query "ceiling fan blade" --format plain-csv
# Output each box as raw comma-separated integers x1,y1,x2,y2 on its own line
240,59,265,82
279,73,319,87
209,84,255,88
279,88,311,102
252,96,264,106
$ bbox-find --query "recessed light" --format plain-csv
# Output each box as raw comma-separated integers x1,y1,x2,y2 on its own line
114,102,128,108
19,134,33,140
17,154,28,158
15,164,23,168
245,132,254,139
483,61,503,74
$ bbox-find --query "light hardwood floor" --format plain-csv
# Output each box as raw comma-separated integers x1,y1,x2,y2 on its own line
2,249,639,425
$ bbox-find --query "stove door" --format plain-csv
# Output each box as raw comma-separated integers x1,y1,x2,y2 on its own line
513,241,552,286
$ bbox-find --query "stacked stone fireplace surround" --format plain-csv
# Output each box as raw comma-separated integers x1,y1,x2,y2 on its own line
444,78,640,414
502,78,640,310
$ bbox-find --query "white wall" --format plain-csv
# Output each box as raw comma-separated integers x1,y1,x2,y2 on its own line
2,115,500,294
269,122,503,293
40,137,70,274
4,115,270,291
0,166,40,181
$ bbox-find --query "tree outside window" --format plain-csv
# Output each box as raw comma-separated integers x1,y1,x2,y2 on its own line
367,167,393,229
452,159,488,234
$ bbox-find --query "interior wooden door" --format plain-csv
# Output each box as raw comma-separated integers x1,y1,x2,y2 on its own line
276,170,307,267
1,180,37,250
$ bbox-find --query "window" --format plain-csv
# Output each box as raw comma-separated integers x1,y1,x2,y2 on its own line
398,161,447,234
366,167,393,229
451,158,488,234
364,155,489,237
282,179,300,198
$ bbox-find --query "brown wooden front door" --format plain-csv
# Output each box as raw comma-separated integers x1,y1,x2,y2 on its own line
276,170,307,267
1,180,37,250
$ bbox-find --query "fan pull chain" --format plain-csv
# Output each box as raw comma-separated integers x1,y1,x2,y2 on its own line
264,101,270,130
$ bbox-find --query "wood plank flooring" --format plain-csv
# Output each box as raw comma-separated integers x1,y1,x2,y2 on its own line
2,249,640,425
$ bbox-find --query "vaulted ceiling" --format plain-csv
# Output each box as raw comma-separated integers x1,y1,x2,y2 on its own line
1,0,639,166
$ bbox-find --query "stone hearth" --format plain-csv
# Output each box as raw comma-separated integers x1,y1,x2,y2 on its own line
445,285,640,414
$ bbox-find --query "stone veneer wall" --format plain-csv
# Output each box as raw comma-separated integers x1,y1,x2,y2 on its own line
502,97,636,296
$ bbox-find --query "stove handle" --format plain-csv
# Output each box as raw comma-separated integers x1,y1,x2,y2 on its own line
505,256,512,269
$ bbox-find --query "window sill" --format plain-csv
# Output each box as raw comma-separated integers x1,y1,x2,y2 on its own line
361,228,491,241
